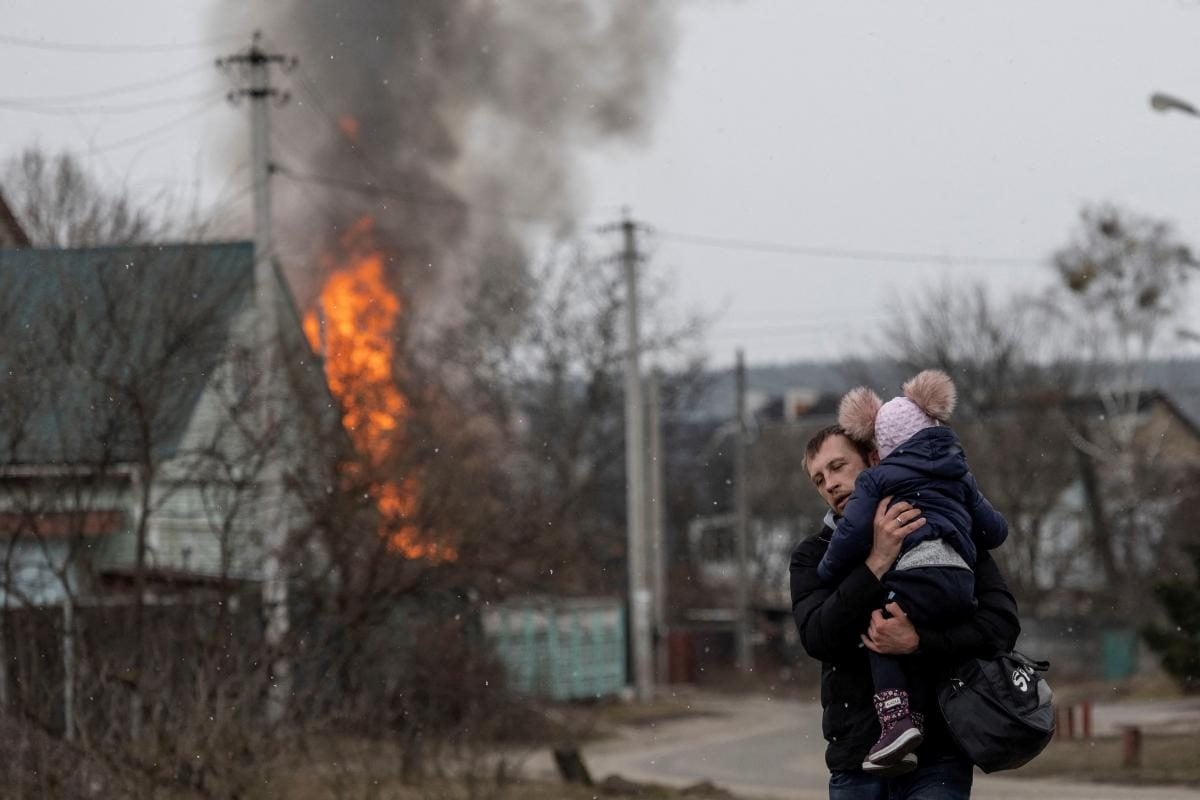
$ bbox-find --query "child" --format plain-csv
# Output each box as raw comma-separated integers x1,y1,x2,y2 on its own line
818,369,1009,773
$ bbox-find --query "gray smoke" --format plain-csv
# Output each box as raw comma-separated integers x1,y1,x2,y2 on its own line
210,1,676,316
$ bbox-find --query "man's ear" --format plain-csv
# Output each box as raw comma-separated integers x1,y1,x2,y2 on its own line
868,449,880,467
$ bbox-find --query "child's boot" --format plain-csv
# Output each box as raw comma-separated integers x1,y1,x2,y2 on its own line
862,752,917,776
865,689,923,767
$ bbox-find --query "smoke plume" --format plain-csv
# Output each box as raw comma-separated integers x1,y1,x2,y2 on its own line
210,1,677,316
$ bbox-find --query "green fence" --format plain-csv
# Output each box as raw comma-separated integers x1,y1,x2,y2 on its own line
1101,628,1139,681
482,598,626,701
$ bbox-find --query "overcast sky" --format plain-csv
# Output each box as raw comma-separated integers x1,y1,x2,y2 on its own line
4,0,1200,367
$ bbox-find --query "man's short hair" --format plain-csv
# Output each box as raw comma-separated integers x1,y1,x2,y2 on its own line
802,424,873,473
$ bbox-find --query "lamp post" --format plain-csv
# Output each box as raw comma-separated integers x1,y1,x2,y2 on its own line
1149,90,1200,345
1150,91,1200,117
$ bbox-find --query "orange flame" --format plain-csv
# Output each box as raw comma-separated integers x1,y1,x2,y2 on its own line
304,217,455,561
337,115,360,142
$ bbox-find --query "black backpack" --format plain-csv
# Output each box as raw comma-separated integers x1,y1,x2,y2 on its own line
937,650,1055,773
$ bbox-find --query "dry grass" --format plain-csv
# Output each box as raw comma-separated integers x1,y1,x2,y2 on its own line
1010,734,1200,786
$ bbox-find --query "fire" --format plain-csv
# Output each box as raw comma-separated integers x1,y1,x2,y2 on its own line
337,115,360,141
304,217,454,561
303,220,404,458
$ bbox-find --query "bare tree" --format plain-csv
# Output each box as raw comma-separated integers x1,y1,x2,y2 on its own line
2,149,174,247
433,239,707,596
1047,204,1200,620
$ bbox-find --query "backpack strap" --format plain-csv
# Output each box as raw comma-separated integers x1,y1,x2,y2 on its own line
1009,650,1050,672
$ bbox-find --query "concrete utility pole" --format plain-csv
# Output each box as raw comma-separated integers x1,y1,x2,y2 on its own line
620,210,653,702
218,31,296,724
646,370,668,686
734,349,753,673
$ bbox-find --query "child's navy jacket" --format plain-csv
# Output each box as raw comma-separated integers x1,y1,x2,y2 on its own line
817,426,1008,584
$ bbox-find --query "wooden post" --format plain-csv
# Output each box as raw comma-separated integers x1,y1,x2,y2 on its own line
1080,700,1092,739
1121,726,1142,768
62,601,75,741
0,607,7,709
553,746,594,786
1064,704,1075,739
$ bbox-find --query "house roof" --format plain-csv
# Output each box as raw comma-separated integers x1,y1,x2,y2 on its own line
0,189,29,248
0,242,255,466
1077,387,1200,439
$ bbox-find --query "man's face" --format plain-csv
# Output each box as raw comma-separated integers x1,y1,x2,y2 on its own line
807,435,871,516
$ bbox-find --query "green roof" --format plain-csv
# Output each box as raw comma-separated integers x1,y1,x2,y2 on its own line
0,242,254,466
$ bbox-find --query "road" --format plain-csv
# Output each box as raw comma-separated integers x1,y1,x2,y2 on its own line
523,693,1200,800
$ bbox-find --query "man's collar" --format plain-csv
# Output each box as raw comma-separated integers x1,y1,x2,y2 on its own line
821,509,837,537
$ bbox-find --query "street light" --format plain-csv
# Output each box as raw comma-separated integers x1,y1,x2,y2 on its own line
1150,91,1200,117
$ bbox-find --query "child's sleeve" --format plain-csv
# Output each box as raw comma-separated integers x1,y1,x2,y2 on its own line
964,471,1008,550
817,471,883,584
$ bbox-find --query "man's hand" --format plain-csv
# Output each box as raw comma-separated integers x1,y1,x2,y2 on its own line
861,602,919,655
865,496,925,578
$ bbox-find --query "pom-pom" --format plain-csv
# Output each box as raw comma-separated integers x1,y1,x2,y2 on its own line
902,369,956,422
838,386,883,443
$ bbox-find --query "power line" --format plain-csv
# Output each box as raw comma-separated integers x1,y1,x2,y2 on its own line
0,91,220,116
652,228,1043,268
275,163,1043,269
716,316,891,336
0,63,210,106
87,97,225,155
0,32,241,54
270,69,1042,271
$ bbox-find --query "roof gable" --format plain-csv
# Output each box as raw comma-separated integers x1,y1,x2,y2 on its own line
0,242,254,466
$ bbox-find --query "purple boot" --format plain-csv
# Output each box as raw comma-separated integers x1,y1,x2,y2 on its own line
865,689,923,767
862,752,917,776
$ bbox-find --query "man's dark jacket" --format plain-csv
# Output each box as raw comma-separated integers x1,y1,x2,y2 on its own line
791,522,1020,771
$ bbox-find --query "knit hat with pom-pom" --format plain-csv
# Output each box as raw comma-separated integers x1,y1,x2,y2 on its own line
838,386,883,445
874,370,957,459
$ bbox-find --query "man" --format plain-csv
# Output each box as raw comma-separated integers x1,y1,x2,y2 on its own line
791,425,1019,799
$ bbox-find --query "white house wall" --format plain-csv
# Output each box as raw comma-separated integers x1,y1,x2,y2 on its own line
147,480,263,580
164,301,335,584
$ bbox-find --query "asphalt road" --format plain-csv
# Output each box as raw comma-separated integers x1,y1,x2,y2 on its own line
524,693,1200,800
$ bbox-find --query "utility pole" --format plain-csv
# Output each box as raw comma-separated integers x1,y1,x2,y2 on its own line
619,210,653,702
218,31,296,724
734,349,752,673
646,369,668,686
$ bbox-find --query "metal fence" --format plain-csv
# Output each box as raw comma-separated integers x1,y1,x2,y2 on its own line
482,597,626,701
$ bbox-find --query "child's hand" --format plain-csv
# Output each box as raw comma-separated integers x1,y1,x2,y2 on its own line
861,602,919,655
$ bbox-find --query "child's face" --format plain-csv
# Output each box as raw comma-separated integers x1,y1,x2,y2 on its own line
807,434,870,515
